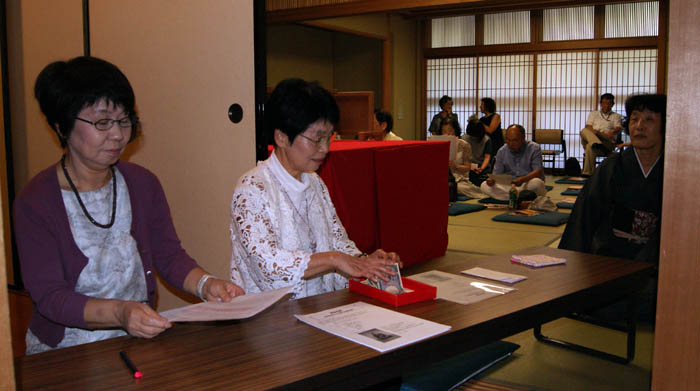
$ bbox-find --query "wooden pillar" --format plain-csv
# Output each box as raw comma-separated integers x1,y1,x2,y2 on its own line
652,0,700,389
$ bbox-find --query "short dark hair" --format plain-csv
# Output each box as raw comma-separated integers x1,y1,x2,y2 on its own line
34,56,140,148
440,118,461,138
374,109,393,133
600,93,615,103
438,95,452,109
466,120,486,140
507,124,526,139
266,78,339,146
481,97,496,113
624,93,667,135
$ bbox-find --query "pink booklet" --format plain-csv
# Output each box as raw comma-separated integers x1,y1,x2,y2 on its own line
511,254,567,267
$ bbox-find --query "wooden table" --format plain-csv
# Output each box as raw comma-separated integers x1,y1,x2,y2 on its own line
15,247,653,390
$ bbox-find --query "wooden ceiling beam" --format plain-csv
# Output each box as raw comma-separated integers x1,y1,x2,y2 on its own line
267,0,642,24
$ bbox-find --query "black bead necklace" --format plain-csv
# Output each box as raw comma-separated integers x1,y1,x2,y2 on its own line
61,154,117,229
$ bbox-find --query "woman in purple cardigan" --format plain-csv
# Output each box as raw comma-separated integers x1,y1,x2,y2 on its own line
14,56,244,354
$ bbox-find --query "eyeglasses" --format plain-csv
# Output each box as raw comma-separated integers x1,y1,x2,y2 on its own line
298,133,332,147
74,116,138,131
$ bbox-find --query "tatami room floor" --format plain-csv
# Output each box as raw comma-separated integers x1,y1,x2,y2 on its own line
403,175,653,391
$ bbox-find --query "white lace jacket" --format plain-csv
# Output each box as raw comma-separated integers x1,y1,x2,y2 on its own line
230,153,360,299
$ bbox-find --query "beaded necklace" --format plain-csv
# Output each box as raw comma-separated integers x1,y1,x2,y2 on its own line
61,154,117,229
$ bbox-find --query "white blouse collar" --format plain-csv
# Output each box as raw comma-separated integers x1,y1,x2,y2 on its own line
269,150,309,195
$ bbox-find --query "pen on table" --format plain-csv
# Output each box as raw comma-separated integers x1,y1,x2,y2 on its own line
120,351,143,379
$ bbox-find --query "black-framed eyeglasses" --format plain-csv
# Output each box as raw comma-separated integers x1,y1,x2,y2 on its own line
74,116,138,131
298,133,332,147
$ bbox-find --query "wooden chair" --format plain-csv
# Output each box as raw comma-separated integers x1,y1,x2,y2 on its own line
534,129,566,174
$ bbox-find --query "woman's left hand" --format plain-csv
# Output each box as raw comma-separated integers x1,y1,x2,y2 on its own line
202,278,245,302
366,249,402,269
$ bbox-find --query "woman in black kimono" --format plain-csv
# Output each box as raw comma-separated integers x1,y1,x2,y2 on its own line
559,93,666,321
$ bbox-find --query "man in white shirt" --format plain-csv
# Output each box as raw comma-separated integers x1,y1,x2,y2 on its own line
580,93,623,175
374,110,403,141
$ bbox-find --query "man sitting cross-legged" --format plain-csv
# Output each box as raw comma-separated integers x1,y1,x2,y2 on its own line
480,124,545,200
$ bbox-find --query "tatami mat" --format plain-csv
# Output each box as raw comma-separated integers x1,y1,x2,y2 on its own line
447,225,561,255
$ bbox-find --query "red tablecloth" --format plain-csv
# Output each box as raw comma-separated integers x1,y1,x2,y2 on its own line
318,140,449,267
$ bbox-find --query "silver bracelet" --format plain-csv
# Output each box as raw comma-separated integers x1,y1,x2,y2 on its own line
196,274,216,301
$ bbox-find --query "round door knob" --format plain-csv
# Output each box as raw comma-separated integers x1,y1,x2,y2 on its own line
228,104,243,123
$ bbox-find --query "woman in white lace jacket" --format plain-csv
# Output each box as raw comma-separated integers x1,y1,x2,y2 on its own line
230,79,400,299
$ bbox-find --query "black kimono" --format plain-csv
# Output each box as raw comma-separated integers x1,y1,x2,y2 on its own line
560,147,663,263
559,147,663,320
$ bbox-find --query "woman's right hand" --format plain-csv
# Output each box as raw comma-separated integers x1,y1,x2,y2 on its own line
115,301,172,338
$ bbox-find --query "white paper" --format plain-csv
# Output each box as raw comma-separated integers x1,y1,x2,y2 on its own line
488,173,513,186
295,302,451,353
160,287,292,322
461,267,526,284
428,135,457,161
408,270,515,305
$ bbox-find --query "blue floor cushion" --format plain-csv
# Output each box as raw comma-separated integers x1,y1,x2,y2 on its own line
560,189,581,196
556,201,575,209
457,194,471,201
545,185,553,191
449,203,487,216
492,211,570,226
555,177,588,184
401,341,520,391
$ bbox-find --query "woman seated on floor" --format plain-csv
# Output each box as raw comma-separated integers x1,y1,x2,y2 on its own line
442,119,484,199
229,78,401,299
463,120,493,187
14,56,244,355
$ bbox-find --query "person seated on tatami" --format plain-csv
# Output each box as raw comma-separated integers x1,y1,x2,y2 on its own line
580,93,623,176
480,124,545,200
374,109,403,140
442,119,484,199
463,120,493,187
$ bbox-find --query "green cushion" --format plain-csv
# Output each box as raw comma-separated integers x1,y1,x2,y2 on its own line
555,177,588,184
492,211,570,226
449,203,487,216
545,185,553,191
401,341,520,391
561,189,581,196
556,201,575,209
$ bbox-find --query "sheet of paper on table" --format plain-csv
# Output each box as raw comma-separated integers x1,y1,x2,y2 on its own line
160,286,292,322
409,270,515,305
461,267,527,284
488,173,513,186
295,301,451,353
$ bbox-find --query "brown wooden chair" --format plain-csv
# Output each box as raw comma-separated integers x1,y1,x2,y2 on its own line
534,129,566,174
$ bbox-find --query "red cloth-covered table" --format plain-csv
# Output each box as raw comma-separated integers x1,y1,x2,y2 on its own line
318,140,449,267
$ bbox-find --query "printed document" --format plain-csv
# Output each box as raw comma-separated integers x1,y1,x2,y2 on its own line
488,173,513,186
160,286,292,322
295,301,451,353
409,270,515,305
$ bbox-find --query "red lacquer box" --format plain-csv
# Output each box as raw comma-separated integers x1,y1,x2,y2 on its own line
349,277,437,307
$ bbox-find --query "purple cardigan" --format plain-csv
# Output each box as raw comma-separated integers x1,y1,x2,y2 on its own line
13,161,199,347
